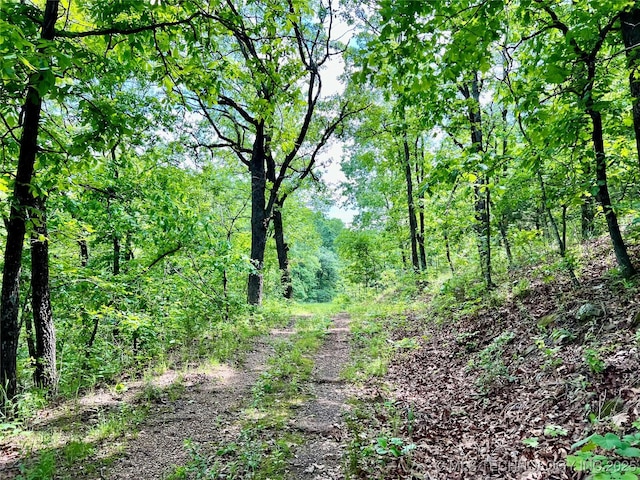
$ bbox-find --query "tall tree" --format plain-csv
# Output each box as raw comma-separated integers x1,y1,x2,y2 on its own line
1,0,60,406
522,1,636,277
173,0,353,304
620,4,640,168
0,0,198,406
30,197,57,391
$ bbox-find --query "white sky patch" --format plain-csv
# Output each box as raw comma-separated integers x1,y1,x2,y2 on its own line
318,12,357,224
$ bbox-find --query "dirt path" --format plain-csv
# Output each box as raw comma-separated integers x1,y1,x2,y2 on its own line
288,313,352,480
103,331,289,479
1,314,353,479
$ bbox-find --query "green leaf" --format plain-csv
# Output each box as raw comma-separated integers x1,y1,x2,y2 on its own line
617,446,640,458
591,433,623,450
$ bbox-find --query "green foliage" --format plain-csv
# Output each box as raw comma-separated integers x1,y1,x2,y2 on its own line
534,336,563,370
344,398,416,478
584,347,606,374
375,436,416,458
467,331,515,394
342,301,410,382
567,428,640,479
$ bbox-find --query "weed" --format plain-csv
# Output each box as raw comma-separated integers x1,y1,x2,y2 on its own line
375,436,416,457
342,302,409,383
17,450,56,480
455,331,480,353
543,424,568,438
567,427,640,478
467,331,515,394
343,398,417,479
534,336,563,370
584,347,606,374
550,327,576,344
512,278,531,298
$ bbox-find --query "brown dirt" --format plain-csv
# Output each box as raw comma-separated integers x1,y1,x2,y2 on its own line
1,314,354,480
0,329,286,480
103,334,279,480
288,313,352,480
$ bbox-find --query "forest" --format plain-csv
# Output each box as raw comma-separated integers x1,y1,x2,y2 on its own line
1,0,640,479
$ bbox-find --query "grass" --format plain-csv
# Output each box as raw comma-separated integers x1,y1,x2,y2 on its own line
8,303,299,480
15,401,149,479
341,300,412,383
166,312,332,480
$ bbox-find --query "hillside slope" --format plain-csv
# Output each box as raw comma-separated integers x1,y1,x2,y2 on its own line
345,240,640,479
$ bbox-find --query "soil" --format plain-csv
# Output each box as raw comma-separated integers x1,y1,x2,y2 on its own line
349,239,640,479
287,313,352,480
104,336,276,480
1,315,353,480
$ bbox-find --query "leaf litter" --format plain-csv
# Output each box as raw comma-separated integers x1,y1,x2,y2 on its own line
344,239,640,479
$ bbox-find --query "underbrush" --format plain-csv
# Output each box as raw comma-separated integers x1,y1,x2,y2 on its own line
341,241,640,479
7,300,292,421
342,300,420,383
2,301,297,479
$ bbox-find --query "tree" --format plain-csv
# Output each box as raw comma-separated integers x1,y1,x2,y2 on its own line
0,0,198,406
519,1,636,277
1,0,60,407
172,0,353,304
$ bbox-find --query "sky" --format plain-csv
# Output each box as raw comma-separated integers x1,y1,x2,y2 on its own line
316,14,358,225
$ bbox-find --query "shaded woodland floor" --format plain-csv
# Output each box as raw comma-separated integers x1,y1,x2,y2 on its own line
344,239,640,479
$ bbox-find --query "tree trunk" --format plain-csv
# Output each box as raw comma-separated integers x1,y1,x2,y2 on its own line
537,169,579,286
113,234,121,276
498,217,513,268
621,8,640,169
0,0,59,407
581,195,595,240
30,198,57,392
247,123,268,305
79,239,89,267
588,108,636,277
444,231,455,274
24,308,36,367
415,136,427,270
402,133,420,272
418,211,427,270
466,75,494,289
222,268,230,322
273,199,293,299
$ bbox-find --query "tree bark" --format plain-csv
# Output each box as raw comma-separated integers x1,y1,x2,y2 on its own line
465,75,494,289
498,217,513,268
588,108,636,277
247,123,268,305
113,234,121,276
444,231,455,274
418,210,427,270
621,8,640,169
416,140,427,270
581,194,595,240
30,198,57,392
273,198,293,299
79,239,89,267
1,0,59,407
402,132,420,272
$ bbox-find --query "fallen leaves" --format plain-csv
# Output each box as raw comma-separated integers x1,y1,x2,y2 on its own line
344,239,640,479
